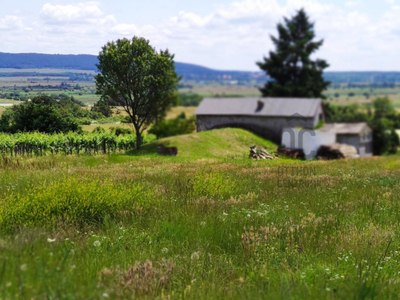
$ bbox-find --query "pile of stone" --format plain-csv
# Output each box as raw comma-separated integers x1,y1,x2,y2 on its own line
249,145,277,160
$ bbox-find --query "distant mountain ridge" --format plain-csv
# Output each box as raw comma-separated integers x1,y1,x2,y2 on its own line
1,52,400,84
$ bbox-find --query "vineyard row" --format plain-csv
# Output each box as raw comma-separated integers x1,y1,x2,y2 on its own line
0,132,146,156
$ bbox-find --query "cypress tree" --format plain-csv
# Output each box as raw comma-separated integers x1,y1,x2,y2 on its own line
257,9,330,98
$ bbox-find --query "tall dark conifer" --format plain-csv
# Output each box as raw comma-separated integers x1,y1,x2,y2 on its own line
257,9,330,98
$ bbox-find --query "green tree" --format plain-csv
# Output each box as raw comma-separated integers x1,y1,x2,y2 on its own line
389,129,400,154
371,118,393,155
0,101,80,134
95,37,179,149
373,97,396,119
257,9,330,98
91,98,113,117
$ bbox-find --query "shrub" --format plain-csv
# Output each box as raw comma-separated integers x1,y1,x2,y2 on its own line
109,126,134,136
177,93,203,107
1,101,81,134
149,113,195,139
77,118,92,125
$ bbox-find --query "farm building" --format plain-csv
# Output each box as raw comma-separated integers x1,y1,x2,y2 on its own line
319,123,373,157
195,97,324,143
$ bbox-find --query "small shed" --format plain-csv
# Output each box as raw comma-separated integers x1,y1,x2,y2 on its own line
320,123,373,157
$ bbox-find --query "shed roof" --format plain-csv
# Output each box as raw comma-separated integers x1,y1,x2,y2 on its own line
320,123,371,135
195,98,321,118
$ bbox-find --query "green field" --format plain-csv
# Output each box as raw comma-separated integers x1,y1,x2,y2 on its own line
2,68,400,111
1,128,400,299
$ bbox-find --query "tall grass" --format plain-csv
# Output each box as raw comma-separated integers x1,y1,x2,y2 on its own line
0,150,399,299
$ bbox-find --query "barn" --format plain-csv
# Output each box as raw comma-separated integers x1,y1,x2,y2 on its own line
195,97,324,143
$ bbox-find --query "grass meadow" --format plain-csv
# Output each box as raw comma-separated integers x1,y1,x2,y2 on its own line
0,128,399,299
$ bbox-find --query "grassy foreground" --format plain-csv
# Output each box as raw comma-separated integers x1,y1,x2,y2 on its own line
0,128,400,299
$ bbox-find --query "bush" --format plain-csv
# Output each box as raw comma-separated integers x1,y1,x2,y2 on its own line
149,113,196,139
109,126,134,136
77,118,92,125
177,93,203,107
0,101,81,134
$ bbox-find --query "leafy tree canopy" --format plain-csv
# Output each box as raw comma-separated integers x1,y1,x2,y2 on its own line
257,9,330,98
0,100,81,134
95,36,179,149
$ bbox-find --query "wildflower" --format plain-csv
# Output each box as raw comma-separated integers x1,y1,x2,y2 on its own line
200,221,206,227
326,288,331,292
94,240,101,247
162,248,169,254
47,238,56,243
102,293,109,298
191,252,200,261
342,187,347,190
191,278,197,283
20,264,28,272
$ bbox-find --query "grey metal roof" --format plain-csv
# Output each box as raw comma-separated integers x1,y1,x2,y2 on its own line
320,123,371,135
195,97,321,118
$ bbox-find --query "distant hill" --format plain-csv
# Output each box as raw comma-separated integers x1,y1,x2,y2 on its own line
0,52,98,70
1,52,400,84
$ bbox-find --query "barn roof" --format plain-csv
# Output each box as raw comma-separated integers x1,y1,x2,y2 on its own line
195,97,321,118
320,123,371,135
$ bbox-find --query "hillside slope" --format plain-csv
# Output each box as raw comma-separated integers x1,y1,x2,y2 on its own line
134,128,277,159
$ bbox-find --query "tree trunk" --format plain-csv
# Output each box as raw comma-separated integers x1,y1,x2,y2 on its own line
136,131,142,150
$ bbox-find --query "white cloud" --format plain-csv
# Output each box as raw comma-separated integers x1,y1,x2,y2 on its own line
40,2,105,24
345,0,362,8
0,15,24,31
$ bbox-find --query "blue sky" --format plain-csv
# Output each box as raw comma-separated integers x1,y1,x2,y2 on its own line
1,0,399,71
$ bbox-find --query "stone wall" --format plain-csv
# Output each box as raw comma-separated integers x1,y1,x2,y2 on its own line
196,115,316,143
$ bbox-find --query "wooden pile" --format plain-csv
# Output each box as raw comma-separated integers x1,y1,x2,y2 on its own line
317,143,359,160
276,147,305,160
249,145,277,160
157,144,178,156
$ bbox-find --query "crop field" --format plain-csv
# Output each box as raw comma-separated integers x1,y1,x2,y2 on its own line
0,128,400,299
2,68,400,112
179,84,261,97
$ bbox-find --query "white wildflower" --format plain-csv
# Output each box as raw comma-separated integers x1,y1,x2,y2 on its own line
162,248,169,254
20,264,27,272
93,240,101,247
47,238,56,243
191,252,200,261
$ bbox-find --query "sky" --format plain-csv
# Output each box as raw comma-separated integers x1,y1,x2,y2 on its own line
0,0,399,71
